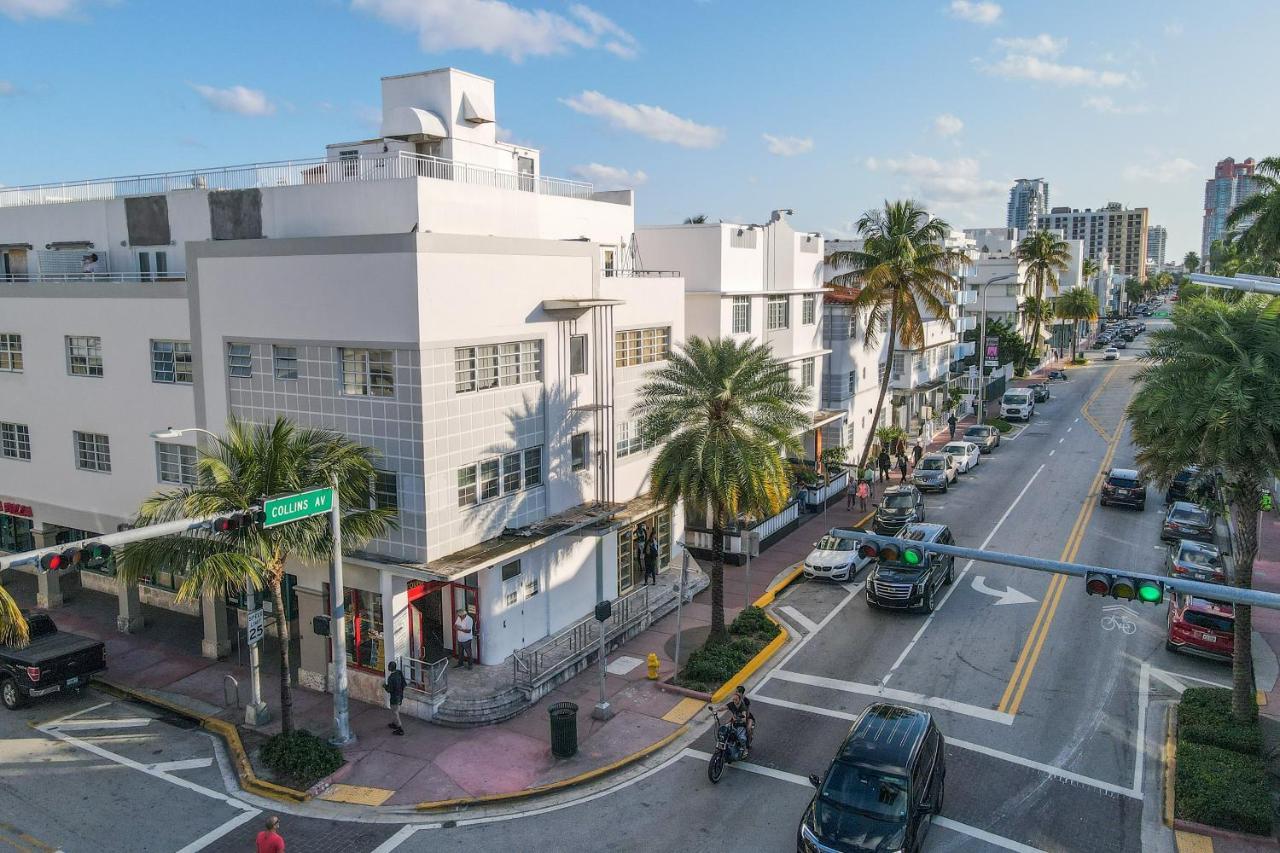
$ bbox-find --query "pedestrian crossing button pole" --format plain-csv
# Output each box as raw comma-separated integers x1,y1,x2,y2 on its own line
592,599,615,721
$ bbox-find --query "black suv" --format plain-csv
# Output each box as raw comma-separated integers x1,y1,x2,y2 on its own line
1165,466,1206,505
799,703,945,853
866,523,955,613
1100,468,1147,510
872,486,925,535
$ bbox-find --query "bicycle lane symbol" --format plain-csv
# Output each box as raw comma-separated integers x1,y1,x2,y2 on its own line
1101,603,1139,635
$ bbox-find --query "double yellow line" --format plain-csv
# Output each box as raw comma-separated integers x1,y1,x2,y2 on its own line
997,369,1125,717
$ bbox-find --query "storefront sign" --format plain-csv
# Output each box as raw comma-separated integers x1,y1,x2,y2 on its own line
1,500,33,518
984,341,1000,368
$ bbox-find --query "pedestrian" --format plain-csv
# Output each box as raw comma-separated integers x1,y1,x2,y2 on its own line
856,478,870,512
453,606,475,670
255,815,284,853
81,253,98,277
911,442,923,469
644,533,659,585
877,449,891,482
846,477,857,510
383,660,406,735
947,412,958,440
897,454,909,482
635,524,648,574
893,434,907,459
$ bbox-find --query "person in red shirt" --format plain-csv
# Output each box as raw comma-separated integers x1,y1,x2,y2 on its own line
256,815,284,853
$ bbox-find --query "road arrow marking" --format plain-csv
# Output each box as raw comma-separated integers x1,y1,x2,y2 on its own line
971,576,1037,605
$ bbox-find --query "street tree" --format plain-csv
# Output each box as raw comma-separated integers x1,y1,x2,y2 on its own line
116,416,396,732
1055,287,1099,361
825,200,969,469
1127,299,1280,722
1016,230,1071,366
1183,251,1201,274
1226,156,1280,263
683,214,708,224
1082,257,1100,291
633,336,809,644
0,584,27,647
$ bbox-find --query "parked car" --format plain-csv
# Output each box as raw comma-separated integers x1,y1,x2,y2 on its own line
1166,593,1234,661
799,704,945,853
1165,466,1206,505
865,523,955,613
911,453,958,492
962,425,1000,453
940,441,980,473
1091,339,1108,350
1028,383,1050,402
1161,501,1215,544
1104,347,1119,360
804,529,873,582
1165,540,1227,585
2,613,107,710
1100,467,1147,510
872,485,926,535
1047,369,1068,381
1000,389,1035,422
1115,339,1128,350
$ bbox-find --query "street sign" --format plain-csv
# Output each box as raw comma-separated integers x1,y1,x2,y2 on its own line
262,487,334,528
984,341,1000,368
247,608,265,646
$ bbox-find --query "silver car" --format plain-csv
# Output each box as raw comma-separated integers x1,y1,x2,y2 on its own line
911,453,957,492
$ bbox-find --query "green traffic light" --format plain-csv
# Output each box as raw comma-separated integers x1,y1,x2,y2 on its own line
902,548,922,566
1138,582,1163,603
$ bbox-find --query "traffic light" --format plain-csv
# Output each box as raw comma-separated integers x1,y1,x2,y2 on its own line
857,540,925,566
211,510,262,534
1084,571,1164,604
40,542,111,572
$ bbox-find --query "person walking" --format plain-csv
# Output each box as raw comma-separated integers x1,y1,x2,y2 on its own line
877,449,892,483
911,442,923,469
947,412,958,440
383,661,406,735
454,607,475,670
255,816,284,853
644,533,659,585
893,434,907,460
846,477,857,510
855,478,870,512
897,454,909,482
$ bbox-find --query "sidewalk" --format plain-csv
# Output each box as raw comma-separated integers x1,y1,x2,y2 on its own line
1249,509,1280,716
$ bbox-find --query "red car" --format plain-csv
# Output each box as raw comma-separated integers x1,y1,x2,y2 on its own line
1166,593,1234,660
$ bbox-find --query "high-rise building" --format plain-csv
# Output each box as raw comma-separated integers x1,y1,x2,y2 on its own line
1007,178,1050,230
1036,203,1150,283
1146,225,1167,269
1202,157,1260,261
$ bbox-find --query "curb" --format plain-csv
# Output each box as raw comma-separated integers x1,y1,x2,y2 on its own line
710,620,789,704
95,677,310,804
1163,708,1175,825
1172,818,1280,848
655,680,713,701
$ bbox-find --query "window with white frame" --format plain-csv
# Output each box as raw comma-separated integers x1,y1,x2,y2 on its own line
341,348,394,397
273,345,298,380
731,296,751,334
454,340,541,393
524,447,542,487
569,335,588,376
502,451,522,493
373,470,398,511
457,445,544,508
847,313,858,338
802,293,816,325
150,340,192,384
1,422,31,461
892,352,907,375
571,432,590,471
614,327,670,368
848,370,856,395
479,459,500,500
767,296,789,330
457,466,478,507
66,336,103,377
156,442,197,485
74,431,111,473
137,249,168,281
0,334,22,372
801,358,815,388
616,420,651,458
227,343,252,378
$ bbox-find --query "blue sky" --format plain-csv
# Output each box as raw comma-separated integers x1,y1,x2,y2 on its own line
3,0,1278,257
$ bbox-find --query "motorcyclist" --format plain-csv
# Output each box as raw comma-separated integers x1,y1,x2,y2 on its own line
720,686,754,757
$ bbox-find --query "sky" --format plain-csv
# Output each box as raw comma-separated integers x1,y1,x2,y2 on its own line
3,0,1278,258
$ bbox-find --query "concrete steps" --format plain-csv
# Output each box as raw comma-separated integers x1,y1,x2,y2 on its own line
431,686,529,728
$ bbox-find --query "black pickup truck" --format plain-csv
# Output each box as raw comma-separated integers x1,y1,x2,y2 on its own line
1,613,106,710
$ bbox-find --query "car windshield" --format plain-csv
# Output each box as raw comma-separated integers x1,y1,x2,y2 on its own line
820,762,909,821
964,428,989,438
918,458,945,471
816,535,857,552
942,445,966,455
1108,476,1139,488
1002,393,1027,404
1171,507,1210,526
1177,544,1221,568
1184,611,1233,633
883,494,916,509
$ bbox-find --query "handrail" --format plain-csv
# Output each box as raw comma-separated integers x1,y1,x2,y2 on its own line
602,269,681,278
404,655,449,700
223,674,241,709
513,583,652,690
1,272,186,284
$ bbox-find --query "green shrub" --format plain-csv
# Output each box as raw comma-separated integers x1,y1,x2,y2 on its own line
1071,355,1087,365
730,606,779,640
1176,741,1272,835
990,418,1013,433
1179,688,1261,755
260,729,344,788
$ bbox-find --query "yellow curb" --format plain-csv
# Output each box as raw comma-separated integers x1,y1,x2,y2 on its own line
1257,690,1268,707
414,723,690,810
320,783,394,806
711,617,790,704
1174,830,1215,852
1164,709,1176,825
753,564,804,608
662,696,705,725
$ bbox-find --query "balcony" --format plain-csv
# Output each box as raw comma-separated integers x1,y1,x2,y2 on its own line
0,151,598,209
956,315,978,333
951,289,978,306
1,272,185,285
952,341,976,360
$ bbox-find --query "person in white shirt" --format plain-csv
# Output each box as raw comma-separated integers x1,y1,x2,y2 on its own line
454,607,475,669
82,253,99,276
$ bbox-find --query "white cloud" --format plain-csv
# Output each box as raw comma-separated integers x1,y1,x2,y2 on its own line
993,33,1066,57
0,80,14,96
1082,95,1148,115
869,154,1006,205
983,54,1132,87
0,0,83,20
762,133,814,156
1164,21,1184,37
864,157,880,172
351,0,637,62
947,0,1001,25
191,84,276,117
1123,157,1197,184
561,90,723,149
570,162,647,188
933,113,964,137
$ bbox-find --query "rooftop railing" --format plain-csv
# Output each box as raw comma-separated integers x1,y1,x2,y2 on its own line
0,151,597,209
1,272,186,284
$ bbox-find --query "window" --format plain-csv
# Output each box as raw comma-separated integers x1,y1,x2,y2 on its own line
373,470,398,511
729,228,757,249
613,327,671,367
569,335,588,376
273,346,298,380
847,314,858,338
766,296,789,330
616,420,651,458
802,293,816,325
848,370,857,395
341,348,394,397
74,431,111,473
731,296,751,334
0,334,21,372
338,150,360,178
0,515,34,553
501,560,521,582
801,358,815,388
1,422,31,460
228,343,252,378
502,452,522,493
340,587,383,672
571,432,590,471
480,459,500,500
602,248,616,272
457,466,478,507
454,340,541,393
458,445,544,508
138,250,169,281
155,442,197,484
151,340,193,384
524,447,543,488
66,336,103,377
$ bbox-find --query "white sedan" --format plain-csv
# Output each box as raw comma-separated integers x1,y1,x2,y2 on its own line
1104,347,1119,361
940,441,981,473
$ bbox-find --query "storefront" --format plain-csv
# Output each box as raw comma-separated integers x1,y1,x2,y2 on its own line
616,509,672,594
0,510,34,553
405,577,479,665
323,582,386,675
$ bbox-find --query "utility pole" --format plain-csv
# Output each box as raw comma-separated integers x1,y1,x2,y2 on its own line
328,473,355,747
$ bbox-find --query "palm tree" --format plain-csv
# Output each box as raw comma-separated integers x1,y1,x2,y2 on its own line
1226,157,1280,262
634,337,810,643
0,585,27,647
116,416,395,732
1016,230,1071,366
1082,257,1100,292
1183,251,1201,274
825,201,969,470
683,214,709,224
1128,299,1280,722
1055,287,1099,362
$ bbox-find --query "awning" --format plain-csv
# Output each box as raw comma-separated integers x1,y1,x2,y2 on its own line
382,106,449,140
462,91,496,125
1039,327,1054,342
44,241,93,250
811,410,846,429
0,243,33,251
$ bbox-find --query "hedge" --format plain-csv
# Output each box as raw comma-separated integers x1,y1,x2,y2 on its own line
1175,741,1272,835
260,729,344,788
1179,687,1261,755
990,418,1013,433
675,607,781,693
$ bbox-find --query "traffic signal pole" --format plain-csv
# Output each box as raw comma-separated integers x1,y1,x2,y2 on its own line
0,514,226,572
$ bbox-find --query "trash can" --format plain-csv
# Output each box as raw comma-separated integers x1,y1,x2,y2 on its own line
548,702,579,758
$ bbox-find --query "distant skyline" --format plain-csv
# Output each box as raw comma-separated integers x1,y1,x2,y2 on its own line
2,0,1277,257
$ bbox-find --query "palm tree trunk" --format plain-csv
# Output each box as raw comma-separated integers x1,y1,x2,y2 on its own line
1228,493,1260,722
858,310,899,472
709,512,727,645
1027,278,1044,369
1070,319,1078,362
269,568,295,733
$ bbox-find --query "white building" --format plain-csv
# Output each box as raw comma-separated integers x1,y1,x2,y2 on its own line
1036,203,1149,283
0,67,690,724
1146,225,1167,270
1007,178,1050,231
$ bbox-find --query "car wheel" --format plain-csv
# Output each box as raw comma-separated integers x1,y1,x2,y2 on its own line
1138,500,1146,511
922,584,936,614
944,561,954,586
1166,640,1178,654
1,678,22,711
942,480,948,493
1099,498,1107,507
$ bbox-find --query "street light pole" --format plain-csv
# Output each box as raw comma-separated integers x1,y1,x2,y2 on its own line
328,472,355,747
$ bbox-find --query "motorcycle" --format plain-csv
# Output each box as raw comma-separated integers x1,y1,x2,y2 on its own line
707,705,751,783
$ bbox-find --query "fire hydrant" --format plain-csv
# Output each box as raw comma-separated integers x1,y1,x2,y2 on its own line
646,652,660,680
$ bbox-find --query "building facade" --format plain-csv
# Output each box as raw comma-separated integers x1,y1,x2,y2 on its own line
1036,203,1149,282
1007,178,1050,231
1146,225,1167,270
1201,157,1260,262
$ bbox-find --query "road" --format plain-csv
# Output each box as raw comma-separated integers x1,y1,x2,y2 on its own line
0,305,1230,852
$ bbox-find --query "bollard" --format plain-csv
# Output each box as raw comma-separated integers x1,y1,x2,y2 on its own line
646,652,660,680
